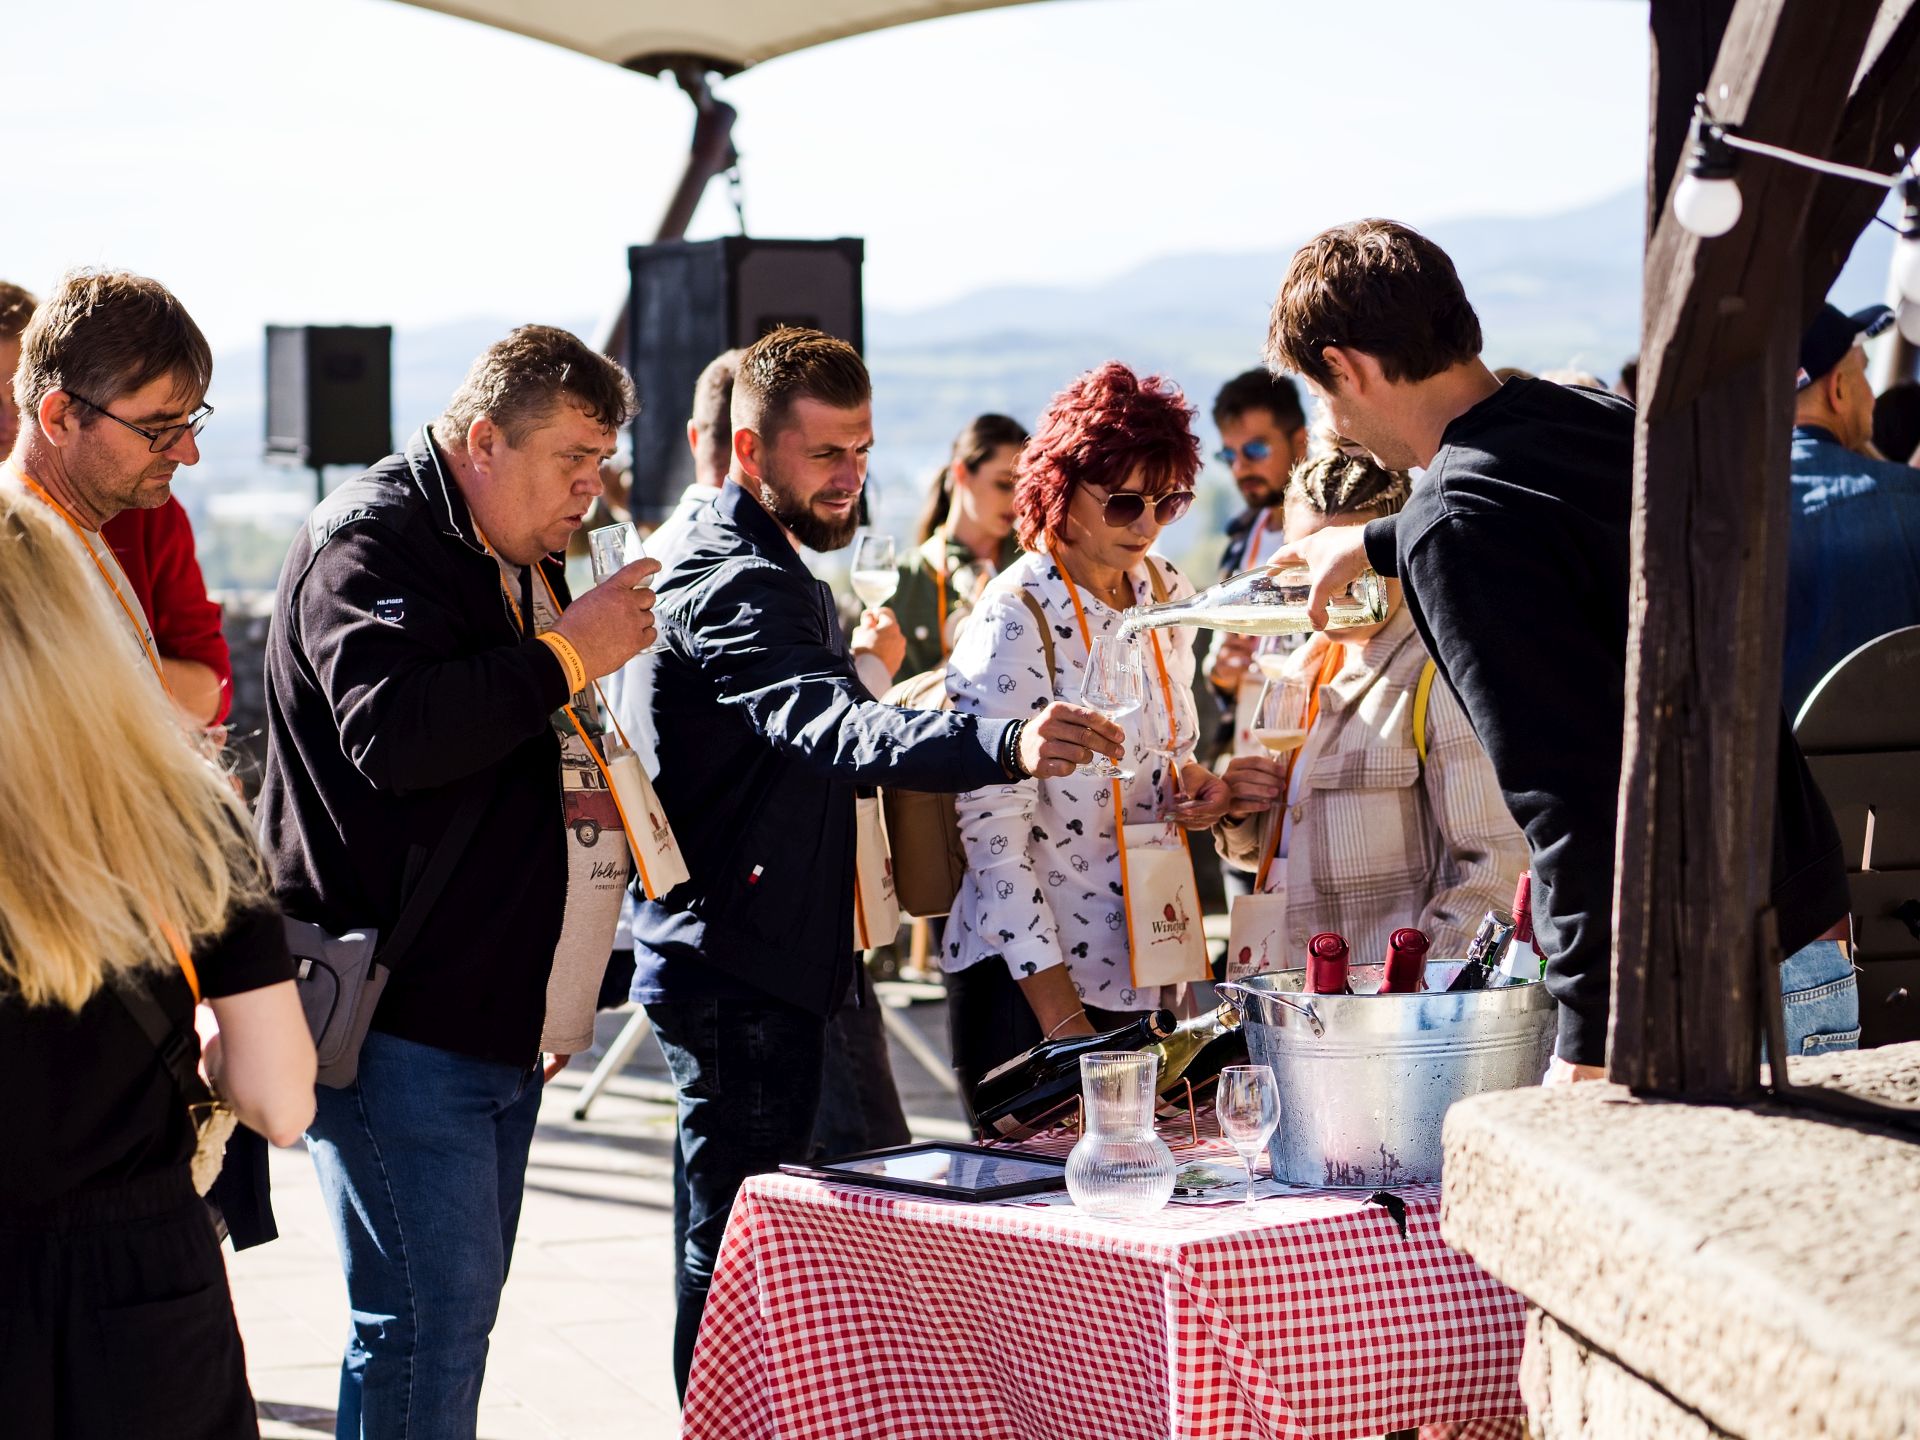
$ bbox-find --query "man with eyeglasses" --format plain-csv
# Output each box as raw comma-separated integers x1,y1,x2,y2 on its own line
2,269,218,723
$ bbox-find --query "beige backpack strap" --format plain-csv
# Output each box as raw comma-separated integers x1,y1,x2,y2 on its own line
1146,555,1172,604
1014,586,1057,682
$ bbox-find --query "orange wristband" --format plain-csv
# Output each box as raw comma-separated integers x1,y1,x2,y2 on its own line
535,631,587,694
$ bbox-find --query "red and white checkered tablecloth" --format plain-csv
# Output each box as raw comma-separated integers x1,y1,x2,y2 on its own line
682,1128,1525,1440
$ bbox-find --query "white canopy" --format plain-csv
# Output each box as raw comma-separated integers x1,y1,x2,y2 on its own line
387,0,1046,74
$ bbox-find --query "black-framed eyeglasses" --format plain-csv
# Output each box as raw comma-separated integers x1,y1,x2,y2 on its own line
1215,439,1273,466
66,391,212,453
1086,485,1195,528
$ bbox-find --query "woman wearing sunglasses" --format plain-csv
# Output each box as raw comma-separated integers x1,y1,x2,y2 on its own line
941,363,1232,1117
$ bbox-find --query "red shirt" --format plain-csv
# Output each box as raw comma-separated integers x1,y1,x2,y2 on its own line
101,499,233,723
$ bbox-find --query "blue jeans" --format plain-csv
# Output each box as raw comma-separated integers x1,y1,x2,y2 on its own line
306,1031,543,1440
644,994,827,1398
1780,939,1862,1056
809,986,912,1161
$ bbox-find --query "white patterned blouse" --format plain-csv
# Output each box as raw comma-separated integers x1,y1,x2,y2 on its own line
940,548,1200,1013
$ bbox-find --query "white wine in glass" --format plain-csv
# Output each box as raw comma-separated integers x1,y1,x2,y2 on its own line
1252,726,1308,755
1250,672,1312,758
849,532,900,608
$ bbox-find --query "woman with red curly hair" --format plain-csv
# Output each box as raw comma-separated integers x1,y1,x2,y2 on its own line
942,363,1232,1114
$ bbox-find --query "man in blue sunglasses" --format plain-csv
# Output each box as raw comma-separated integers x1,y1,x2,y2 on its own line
1204,370,1310,746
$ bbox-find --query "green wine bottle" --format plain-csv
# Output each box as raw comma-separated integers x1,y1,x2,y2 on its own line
1148,1003,1246,1096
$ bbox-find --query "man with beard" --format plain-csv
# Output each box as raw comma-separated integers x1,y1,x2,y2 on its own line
635,327,1123,1393
1202,369,1312,762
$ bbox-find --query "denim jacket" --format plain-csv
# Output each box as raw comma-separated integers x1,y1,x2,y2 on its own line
1785,425,1920,719
631,482,1016,1016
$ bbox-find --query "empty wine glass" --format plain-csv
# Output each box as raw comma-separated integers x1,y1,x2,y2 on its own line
849,531,900,608
1216,1064,1280,1209
589,522,664,655
1138,654,1186,816
1078,636,1142,780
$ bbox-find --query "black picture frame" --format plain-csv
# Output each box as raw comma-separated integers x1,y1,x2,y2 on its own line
779,1141,1069,1202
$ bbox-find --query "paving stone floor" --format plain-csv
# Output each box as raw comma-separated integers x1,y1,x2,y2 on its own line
234,993,970,1440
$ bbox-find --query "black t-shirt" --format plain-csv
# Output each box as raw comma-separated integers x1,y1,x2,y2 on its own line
1362,378,1846,1065
0,903,293,1208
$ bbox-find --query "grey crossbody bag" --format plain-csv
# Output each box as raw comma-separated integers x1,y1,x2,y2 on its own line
287,778,491,1088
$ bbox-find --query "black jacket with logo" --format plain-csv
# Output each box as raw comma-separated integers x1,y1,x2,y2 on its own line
257,427,575,1065
630,482,1016,1017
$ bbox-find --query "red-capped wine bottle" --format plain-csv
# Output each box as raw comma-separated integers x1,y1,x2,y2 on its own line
971,1008,1178,1140
1380,927,1430,993
1498,872,1545,983
1447,909,1516,992
1305,932,1353,995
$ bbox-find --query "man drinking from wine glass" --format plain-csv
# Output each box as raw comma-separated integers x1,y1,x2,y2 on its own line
632,327,1125,1396
1260,219,1853,1082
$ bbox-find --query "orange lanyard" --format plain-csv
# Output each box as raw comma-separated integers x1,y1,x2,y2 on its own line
1253,641,1346,891
1242,506,1272,570
475,528,656,895
11,465,171,695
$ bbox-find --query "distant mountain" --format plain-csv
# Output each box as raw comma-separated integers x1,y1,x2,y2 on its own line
183,185,1904,590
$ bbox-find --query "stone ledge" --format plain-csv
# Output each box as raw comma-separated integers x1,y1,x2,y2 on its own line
1440,1043,1920,1440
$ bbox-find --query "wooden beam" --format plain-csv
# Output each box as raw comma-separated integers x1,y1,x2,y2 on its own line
1647,0,1738,245
1610,0,1883,1096
1800,0,1920,315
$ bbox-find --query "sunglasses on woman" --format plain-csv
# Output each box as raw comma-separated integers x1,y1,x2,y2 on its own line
1087,485,1195,528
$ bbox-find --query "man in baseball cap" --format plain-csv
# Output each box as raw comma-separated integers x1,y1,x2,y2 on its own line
1785,299,1920,719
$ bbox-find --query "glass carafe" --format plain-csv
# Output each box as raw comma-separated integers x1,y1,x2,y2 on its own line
1064,1051,1176,1217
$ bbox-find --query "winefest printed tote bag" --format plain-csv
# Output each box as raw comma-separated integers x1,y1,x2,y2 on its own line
603,747,690,898
1119,821,1209,988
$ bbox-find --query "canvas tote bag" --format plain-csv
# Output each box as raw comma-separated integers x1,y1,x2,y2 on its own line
852,794,902,950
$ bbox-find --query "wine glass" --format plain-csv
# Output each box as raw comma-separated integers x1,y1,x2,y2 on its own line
849,532,900,609
1138,654,1186,816
1251,671,1312,760
589,521,664,655
1078,636,1142,779
1216,1064,1280,1209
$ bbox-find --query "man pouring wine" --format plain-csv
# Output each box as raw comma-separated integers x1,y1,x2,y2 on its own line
1254,219,1855,1081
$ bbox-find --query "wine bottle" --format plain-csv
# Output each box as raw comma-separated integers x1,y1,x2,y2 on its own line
1446,909,1516,992
1305,931,1353,995
1116,565,1389,640
971,1008,1178,1140
1498,872,1545,983
1380,927,1430,993
1147,1004,1245,1096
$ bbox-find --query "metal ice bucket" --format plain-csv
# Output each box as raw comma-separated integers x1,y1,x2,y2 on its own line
1216,962,1557,1189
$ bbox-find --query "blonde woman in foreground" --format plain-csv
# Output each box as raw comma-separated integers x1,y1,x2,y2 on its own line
0,486,315,1439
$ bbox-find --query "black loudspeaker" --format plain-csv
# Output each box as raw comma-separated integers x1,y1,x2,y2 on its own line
265,325,393,470
625,237,863,523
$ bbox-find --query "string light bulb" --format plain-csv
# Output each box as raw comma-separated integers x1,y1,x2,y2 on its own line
1894,177,1920,306
1673,106,1743,238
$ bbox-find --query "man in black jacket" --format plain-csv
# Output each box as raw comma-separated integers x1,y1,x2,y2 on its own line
1262,220,1852,1081
632,328,1121,1393
258,326,659,1440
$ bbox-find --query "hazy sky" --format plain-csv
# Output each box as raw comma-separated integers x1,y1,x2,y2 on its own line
3,0,1649,350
